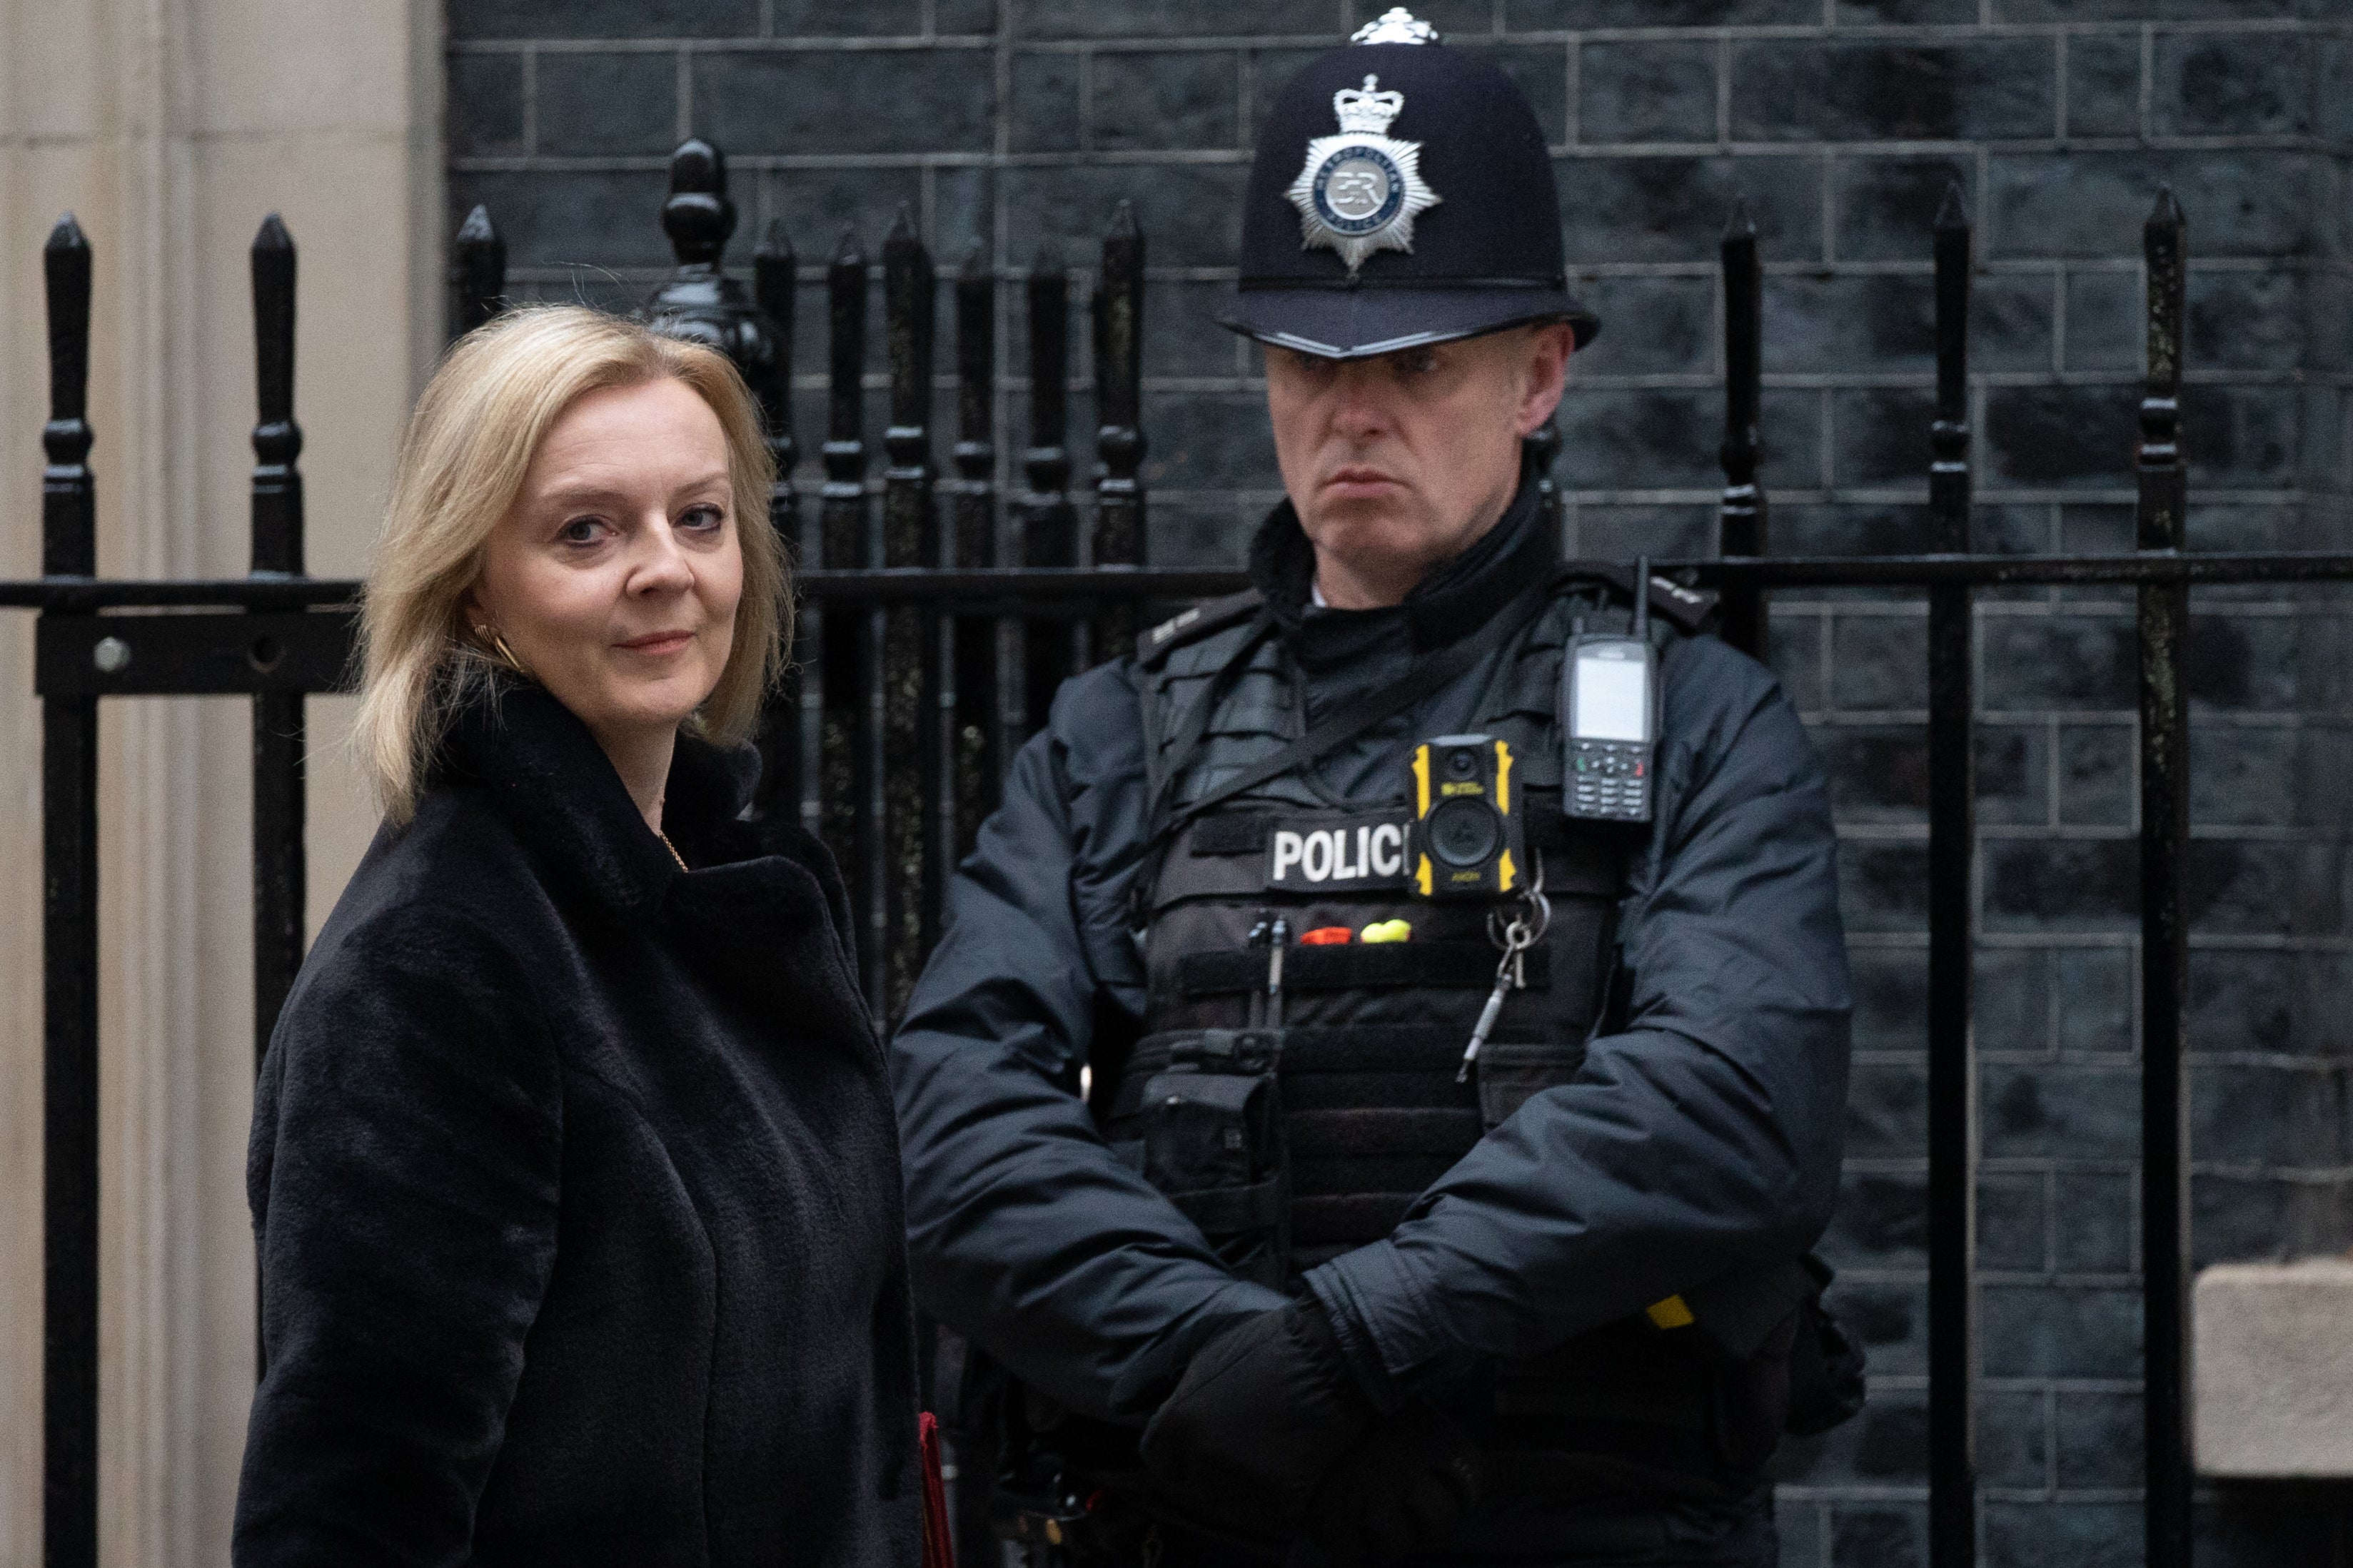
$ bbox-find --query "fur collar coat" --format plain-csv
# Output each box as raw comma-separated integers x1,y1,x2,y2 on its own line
233,679,922,1567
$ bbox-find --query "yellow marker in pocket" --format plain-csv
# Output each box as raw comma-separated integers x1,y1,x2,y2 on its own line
1645,1295,1695,1330
1359,919,1412,944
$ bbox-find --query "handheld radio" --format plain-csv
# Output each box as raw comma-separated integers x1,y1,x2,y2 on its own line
1562,556,1661,824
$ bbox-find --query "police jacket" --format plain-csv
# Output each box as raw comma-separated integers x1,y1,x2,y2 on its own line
891,482,1851,1435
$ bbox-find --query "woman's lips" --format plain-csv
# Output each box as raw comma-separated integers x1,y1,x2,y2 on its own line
615,631,695,655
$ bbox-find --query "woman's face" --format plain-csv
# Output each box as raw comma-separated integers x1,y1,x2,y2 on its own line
470,376,742,754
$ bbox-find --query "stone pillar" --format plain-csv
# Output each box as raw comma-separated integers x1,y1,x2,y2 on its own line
0,0,440,1559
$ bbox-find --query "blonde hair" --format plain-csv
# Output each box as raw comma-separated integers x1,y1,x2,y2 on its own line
354,305,786,824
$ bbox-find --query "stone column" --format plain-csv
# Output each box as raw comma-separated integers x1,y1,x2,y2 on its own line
0,0,440,1559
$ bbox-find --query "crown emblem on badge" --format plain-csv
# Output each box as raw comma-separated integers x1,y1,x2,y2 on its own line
1286,73,1441,274
1350,6,1440,45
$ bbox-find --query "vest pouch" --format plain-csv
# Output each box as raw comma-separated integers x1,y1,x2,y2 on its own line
1132,1030,1289,1288
1475,1040,1587,1130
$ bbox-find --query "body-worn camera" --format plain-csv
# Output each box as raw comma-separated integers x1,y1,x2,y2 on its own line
1408,734,1525,899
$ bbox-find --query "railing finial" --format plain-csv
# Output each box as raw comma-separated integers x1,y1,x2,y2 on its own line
44,213,96,578
660,136,734,269
250,213,303,576
450,204,506,338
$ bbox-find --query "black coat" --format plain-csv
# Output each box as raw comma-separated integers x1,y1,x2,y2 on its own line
234,681,922,1568
893,490,1850,1422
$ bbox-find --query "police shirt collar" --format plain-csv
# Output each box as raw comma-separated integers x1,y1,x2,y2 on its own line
1249,479,1548,660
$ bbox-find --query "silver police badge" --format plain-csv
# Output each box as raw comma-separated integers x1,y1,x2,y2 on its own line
1286,74,1441,275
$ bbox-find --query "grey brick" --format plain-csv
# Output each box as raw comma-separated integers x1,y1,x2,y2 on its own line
1847,1059,1927,1158
1998,0,2327,18
2194,721,2297,826
1837,0,1974,20
2056,946,2134,1057
1092,51,1239,152
1768,611,1824,709
1732,39,2057,145
1977,722,2048,826
1773,1499,1825,1567
1978,1388,2051,1489
2053,1170,2135,1273
1509,0,1814,21
1556,388,1721,490
1984,383,2138,490
1989,151,2322,261
1983,614,2135,710
2061,268,2141,375
1579,41,1716,146
1984,1061,2142,1159
1776,502,1935,557
936,0,997,34
1138,392,1276,490
449,52,525,158
1983,1500,2141,1568
1980,1282,2140,1377
1000,164,1248,269
764,169,929,277
2055,1390,2142,1487
1764,274,1934,378
448,0,757,39
538,51,675,157
1571,504,1716,559
450,169,675,268
2180,384,2302,489
1979,501,2053,555
2057,501,2134,555
1978,1174,2047,1271
2195,1059,2347,1167
1841,841,1930,931
1985,839,2137,930
1569,275,1712,375
1827,1277,1924,1374
2058,722,2132,829
1851,947,1928,1048
1830,1504,1925,1568
1144,280,1246,378
1835,388,1937,487
2192,839,2352,938
1831,614,1927,709
1974,271,2057,375
2155,29,2316,138
2194,1172,2353,1267
1823,726,1927,821
1017,0,1331,39
1823,1170,1926,1269
1010,52,1083,153
2064,33,2143,140
2190,949,2317,1056
772,0,923,34
1834,156,1972,264
1149,499,1253,569
694,50,994,156
1558,155,1822,266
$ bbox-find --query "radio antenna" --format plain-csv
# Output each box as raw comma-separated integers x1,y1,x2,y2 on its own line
1632,555,1651,640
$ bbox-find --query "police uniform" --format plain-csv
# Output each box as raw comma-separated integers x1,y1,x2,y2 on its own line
892,14,1857,1565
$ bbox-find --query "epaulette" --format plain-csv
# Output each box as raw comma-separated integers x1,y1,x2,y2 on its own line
1556,561,1718,634
1135,588,1266,667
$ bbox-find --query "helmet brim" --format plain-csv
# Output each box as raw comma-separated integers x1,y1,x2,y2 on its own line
1216,284,1599,360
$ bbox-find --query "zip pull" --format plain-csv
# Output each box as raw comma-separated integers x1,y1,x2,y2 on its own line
1266,916,1290,1030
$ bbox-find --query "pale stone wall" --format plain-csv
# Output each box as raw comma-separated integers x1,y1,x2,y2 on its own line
0,0,439,1559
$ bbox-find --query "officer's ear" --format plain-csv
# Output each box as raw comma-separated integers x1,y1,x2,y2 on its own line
1513,323,1576,438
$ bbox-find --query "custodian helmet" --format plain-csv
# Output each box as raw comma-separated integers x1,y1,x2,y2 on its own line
1218,7,1599,360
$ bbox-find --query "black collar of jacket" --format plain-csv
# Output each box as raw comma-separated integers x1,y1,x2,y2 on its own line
433,673,762,916
1246,477,1551,667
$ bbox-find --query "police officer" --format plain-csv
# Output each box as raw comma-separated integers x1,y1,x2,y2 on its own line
892,11,1855,1565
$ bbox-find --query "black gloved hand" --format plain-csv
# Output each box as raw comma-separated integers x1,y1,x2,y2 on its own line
1137,1301,1374,1534
1288,1404,1486,1568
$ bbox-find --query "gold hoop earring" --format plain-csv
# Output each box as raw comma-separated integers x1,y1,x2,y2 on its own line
473,624,525,674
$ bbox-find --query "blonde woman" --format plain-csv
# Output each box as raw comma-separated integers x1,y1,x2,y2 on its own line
233,308,920,1567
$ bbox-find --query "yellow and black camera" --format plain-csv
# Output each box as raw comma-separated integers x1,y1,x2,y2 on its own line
1408,734,1525,899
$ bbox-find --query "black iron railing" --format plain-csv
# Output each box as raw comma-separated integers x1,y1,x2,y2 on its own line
8,136,2349,1568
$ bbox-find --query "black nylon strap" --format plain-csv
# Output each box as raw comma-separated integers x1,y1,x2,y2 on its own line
1147,569,1560,861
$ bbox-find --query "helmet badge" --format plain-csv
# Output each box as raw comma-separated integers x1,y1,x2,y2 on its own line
1285,74,1442,275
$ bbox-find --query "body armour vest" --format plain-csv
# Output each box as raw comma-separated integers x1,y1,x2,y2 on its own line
1107,580,1648,1285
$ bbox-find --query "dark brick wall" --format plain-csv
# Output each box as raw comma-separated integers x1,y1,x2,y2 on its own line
449,4,2352,1564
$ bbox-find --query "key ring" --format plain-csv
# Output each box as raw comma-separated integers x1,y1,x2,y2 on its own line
1486,857,1550,953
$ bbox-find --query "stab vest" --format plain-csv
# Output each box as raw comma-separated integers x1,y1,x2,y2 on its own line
1107,580,1648,1281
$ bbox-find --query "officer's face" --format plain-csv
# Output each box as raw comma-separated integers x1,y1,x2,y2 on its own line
1265,324,1573,609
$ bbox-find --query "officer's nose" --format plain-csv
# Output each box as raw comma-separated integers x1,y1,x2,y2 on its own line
1327,363,1395,444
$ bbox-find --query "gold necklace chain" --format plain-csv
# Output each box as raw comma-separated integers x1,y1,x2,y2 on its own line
657,830,688,872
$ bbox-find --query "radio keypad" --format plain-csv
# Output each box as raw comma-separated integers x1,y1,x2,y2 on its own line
1568,739,1651,821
